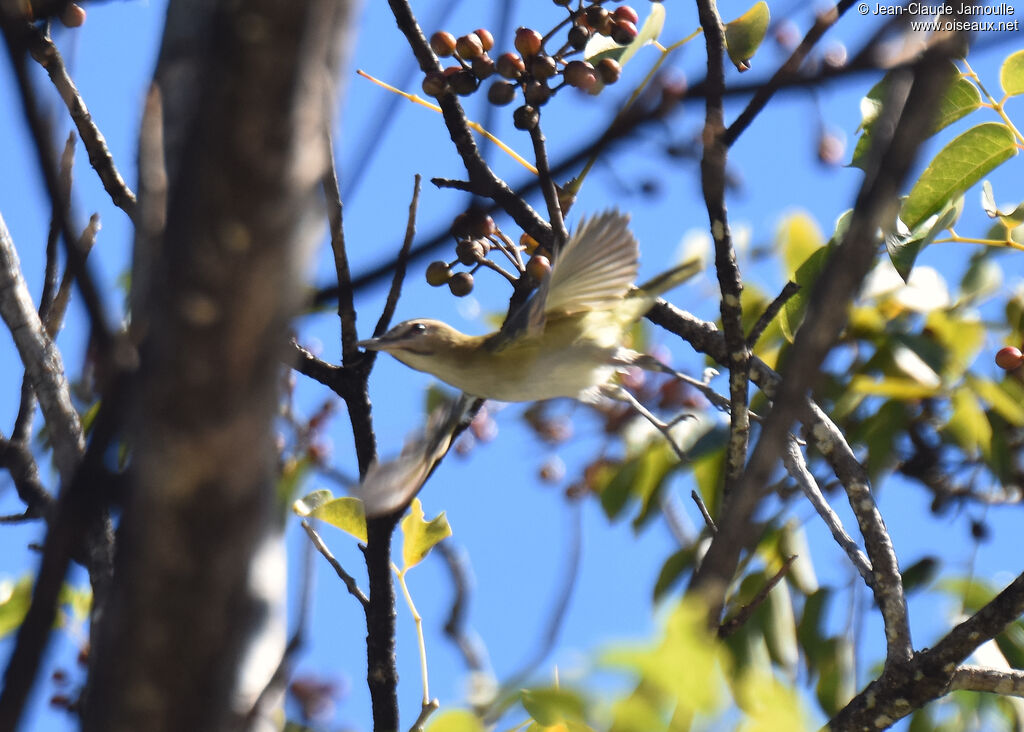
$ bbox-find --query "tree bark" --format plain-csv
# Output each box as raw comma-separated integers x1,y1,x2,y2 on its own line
83,2,356,730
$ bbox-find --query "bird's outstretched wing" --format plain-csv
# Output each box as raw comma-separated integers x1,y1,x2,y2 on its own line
491,211,638,350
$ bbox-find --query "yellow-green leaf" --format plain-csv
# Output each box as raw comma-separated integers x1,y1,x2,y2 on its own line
0,576,33,638
967,374,1024,426
849,375,942,400
294,490,367,543
945,386,992,459
426,710,484,732
401,498,451,570
1001,49,1024,97
901,123,1017,230
520,688,586,725
776,211,824,278
724,2,770,71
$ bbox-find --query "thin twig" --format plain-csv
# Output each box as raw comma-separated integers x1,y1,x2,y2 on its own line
375,174,421,337
718,555,796,638
783,437,872,585
746,280,799,348
438,541,490,673
2,20,115,352
322,135,360,363
528,123,567,248
302,520,368,607
24,26,137,219
408,699,441,732
691,489,718,535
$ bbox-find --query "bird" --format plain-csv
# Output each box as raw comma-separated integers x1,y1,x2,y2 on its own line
357,211,701,404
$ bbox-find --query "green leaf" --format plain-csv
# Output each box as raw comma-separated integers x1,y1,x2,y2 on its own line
401,498,451,570
1001,49,1024,97
849,375,942,400
780,244,831,342
601,601,722,714
653,547,698,602
294,490,367,543
520,688,586,725
886,197,962,282
901,123,1018,230
852,67,980,169
901,557,940,594
735,670,809,731
426,710,484,732
761,580,798,676
597,458,637,520
0,577,34,638
776,211,824,279
945,386,992,459
967,375,1024,426
923,309,984,380
724,2,770,71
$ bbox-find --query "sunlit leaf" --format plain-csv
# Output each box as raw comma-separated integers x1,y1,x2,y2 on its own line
294,490,368,543
886,198,962,281
776,211,824,279
0,576,33,638
520,688,586,725
1001,49,1024,97
736,670,809,731
426,710,484,732
401,498,451,570
967,375,1024,426
724,2,770,71
945,386,992,459
780,244,831,342
849,376,942,399
601,601,723,714
901,123,1017,230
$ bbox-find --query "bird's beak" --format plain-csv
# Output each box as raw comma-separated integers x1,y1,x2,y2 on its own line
356,337,384,351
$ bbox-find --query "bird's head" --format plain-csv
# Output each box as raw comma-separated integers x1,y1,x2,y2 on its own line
357,319,469,361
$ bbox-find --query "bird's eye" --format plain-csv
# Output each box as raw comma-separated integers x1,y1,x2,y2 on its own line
410,323,427,335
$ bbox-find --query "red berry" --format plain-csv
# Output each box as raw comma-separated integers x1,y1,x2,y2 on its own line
474,28,495,52
513,105,539,131
564,60,597,91
472,54,495,79
449,272,475,297
425,261,452,286
488,80,517,105
528,54,558,80
515,27,543,56
456,33,484,60
421,72,447,97
60,3,86,27
524,80,552,106
430,30,457,57
995,346,1024,371
496,52,526,79
613,6,639,24
610,19,638,45
597,58,622,84
568,25,591,50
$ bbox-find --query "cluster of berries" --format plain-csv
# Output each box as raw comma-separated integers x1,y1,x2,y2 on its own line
424,210,552,298
422,3,647,131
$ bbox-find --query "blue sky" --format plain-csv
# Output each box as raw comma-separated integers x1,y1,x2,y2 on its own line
1,1,1022,730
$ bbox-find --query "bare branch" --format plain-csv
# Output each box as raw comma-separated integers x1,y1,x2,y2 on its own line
24,26,137,219
783,438,872,585
303,520,368,607
695,0,751,501
950,665,1024,698
718,555,796,638
0,213,84,483
375,174,421,337
746,281,799,348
